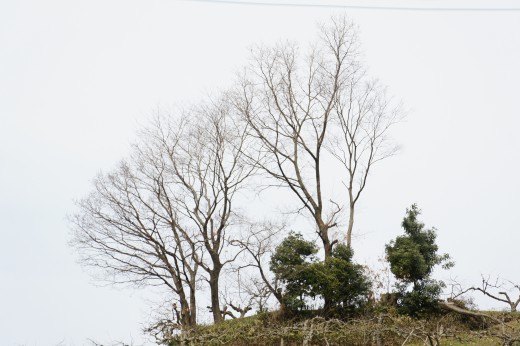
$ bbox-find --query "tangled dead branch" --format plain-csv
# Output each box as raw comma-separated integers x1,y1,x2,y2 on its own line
151,312,494,346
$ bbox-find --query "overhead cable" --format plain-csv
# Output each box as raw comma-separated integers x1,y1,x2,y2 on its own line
182,0,520,11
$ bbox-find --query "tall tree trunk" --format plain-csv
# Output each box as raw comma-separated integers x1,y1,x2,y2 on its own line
170,269,196,328
320,224,334,311
323,235,332,259
178,291,193,328
318,222,333,259
209,265,223,323
189,285,197,327
346,203,355,249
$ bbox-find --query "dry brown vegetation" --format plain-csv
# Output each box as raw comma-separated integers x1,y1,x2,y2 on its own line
149,308,520,346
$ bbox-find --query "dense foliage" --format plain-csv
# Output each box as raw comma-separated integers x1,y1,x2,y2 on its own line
386,204,453,316
271,233,370,313
270,233,319,311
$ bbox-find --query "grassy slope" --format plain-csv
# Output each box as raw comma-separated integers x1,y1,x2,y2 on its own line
166,310,520,346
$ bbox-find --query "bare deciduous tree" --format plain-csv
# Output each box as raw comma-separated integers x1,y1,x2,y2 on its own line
231,222,285,308
453,275,520,312
71,96,253,326
234,15,399,254
329,73,400,248
70,157,200,327
147,99,254,323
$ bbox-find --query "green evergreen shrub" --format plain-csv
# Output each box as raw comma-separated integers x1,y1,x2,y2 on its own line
385,204,453,317
271,233,370,313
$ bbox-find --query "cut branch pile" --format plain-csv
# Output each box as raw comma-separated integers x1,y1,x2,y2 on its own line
153,312,498,346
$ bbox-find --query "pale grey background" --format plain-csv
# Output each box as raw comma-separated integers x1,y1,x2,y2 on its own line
1,0,519,344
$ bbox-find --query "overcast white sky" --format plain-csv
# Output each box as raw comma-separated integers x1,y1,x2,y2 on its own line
1,0,520,345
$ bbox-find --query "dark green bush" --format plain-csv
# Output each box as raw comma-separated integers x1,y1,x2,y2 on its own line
270,232,318,311
385,204,453,317
271,234,370,313
396,279,445,317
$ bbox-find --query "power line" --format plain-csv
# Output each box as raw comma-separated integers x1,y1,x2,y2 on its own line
182,0,520,11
